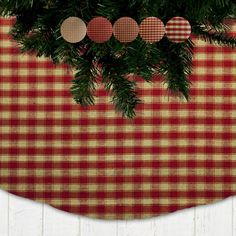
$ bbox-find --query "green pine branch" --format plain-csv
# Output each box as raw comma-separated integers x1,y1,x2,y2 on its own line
157,38,194,100
193,25,236,48
109,75,141,119
101,55,141,118
70,57,98,106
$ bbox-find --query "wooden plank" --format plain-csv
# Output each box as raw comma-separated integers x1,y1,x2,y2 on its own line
80,218,117,236
0,190,9,236
43,204,80,236
1,193,235,236
233,197,236,236
195,198,233,236
8,194,43,236
153,209,195,236
117,219,156,236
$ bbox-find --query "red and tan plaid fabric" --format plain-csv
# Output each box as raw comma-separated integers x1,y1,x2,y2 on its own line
0,18,236,220
166,16,191,43
87,17,113,43
139,17,165,43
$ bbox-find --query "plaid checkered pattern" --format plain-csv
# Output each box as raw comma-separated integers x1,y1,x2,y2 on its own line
139,17,165,43
87,17,113,43
166,16,191,43
113,17,139,43
0,17,236,220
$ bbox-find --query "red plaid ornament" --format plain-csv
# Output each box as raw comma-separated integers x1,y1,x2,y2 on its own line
113,17,139,43
139,17,165,43
166,17,191,43
87,17,113,43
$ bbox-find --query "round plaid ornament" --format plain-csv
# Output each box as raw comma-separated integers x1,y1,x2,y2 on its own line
60,17,87,43
165,17,191,43
113,17,139,43
87,17,113,43
139,17,165,43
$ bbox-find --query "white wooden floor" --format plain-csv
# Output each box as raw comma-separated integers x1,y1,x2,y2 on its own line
0,189,235,236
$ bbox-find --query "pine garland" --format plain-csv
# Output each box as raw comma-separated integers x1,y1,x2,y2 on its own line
1,0,236,118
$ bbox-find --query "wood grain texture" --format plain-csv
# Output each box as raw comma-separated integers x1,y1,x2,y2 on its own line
43,205,80,236
195,198,233,236
0,190,8,236
117,219,156,236
233,198,236,236
8,194,43,236
0,190,235,236
80,218,117,236
153,209,195,236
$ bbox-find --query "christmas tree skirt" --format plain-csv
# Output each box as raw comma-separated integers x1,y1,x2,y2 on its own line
0,18,236,220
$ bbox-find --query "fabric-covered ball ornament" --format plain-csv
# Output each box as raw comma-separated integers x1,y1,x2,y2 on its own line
165,17,191,43
87,17,113,43
139,17,165,43
113,17,139,43
60,17,87,43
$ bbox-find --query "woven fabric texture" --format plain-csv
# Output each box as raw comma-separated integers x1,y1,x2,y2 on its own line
139,17,165,43
166,16,191,43
0,18,236,220
87,17,113,43
113,17,139,43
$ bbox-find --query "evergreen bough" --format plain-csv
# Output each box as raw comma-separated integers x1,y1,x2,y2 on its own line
1,0,236,118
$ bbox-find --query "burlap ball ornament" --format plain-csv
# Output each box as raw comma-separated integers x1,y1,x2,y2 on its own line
60,17,87,43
